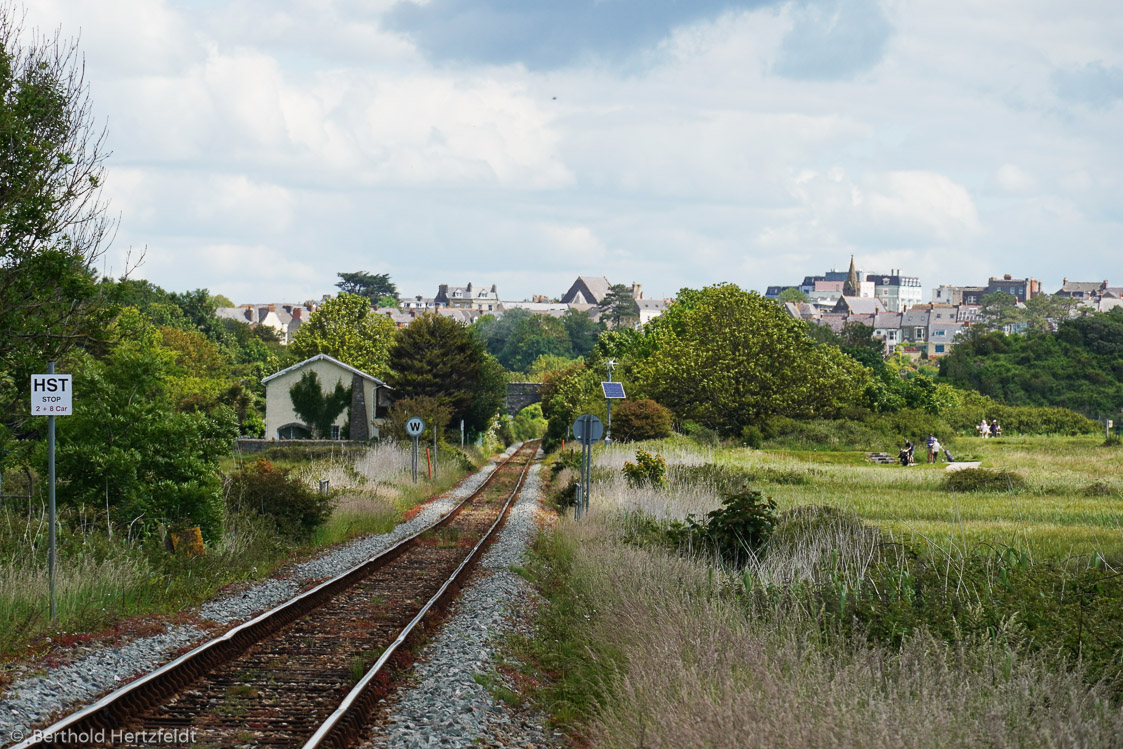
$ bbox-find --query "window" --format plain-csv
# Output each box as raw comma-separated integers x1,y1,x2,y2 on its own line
331,425,340,440
935,345,945,353
915,327,925,338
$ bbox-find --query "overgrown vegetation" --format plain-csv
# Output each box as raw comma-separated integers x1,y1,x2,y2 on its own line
516,437,1123,745
940,308,1123,418
226,460,333,539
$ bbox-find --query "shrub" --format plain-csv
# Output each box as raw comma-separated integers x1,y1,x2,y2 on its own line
681,420,720,447
227,460,333,538
622,450,667,488
943,468,1026,493
611,399,673,442
740,424,763,449
668,486,778,567
1103,436,1121,448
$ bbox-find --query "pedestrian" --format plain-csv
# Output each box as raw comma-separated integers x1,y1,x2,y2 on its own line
901,439,915,466
994,420,1002,438
990,419,998,438
979,419,989,438
926,434,937,463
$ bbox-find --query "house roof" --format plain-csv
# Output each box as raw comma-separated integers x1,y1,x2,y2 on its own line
561,276,612,305
1058,280,1108,294
637,299,669,311
901,309,931,325
261,353,390,388
834,296,886,315
873,313,903,329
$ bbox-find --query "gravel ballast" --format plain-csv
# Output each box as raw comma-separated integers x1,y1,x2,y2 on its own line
0,446,522,745
364,454,558,748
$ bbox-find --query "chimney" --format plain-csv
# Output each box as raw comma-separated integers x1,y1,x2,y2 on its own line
1004,274,1012,280
631,282,643,300
292,307,302,320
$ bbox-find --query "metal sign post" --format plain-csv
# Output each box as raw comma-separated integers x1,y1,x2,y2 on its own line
32,362,73,623
571,414,604,520
460,419,465,448
405,417,425,483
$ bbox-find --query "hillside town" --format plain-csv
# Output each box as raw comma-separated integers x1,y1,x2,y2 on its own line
214,262,1121,360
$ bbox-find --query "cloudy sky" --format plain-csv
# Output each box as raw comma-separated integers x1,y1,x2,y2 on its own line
24,0,1123,304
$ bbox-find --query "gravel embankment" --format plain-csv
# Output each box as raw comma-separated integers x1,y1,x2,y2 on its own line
0,446,520,745
364,454,560,748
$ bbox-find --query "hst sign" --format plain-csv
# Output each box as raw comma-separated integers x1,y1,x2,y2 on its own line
31,374,73,416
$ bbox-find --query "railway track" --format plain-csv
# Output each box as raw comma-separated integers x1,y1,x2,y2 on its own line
11,442,540,749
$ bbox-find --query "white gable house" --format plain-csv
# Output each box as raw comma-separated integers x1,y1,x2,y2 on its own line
262,354,391,440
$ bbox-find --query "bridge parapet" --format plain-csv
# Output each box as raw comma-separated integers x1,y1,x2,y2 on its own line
506,382,544,415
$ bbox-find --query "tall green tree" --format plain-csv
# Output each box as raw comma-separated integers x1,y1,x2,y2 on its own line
48,309,237,539
290,293,397,378
389,313,506,439
601,284,639,328
631,284,868,434
0,12,114,460
288,370,351,439
336,271,398,304
561,308,603,358
979,291,1020,330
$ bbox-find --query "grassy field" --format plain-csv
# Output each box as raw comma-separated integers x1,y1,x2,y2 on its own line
513,435,1123,747
595,435,1123,560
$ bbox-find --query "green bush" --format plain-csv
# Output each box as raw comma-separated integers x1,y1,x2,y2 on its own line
740,424,764,449
943,468,1026,493
227,459,333,538
622,450,667,488
668,486,778,567
680,420,720,447
1103,436,1121,448
611,399,673,442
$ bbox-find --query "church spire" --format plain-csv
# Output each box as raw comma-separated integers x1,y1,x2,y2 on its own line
844,255,859,296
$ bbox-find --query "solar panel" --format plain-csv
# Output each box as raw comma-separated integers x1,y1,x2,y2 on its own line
601,381,626,399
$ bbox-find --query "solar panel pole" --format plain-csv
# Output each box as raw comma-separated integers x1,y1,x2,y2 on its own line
605,359,616,443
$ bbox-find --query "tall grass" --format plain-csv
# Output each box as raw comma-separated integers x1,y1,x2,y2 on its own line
0,504,285,657
0,441,484,658
521,436,1123,744
526,515,1123,747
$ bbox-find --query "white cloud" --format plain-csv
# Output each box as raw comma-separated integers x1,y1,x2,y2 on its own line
989,164,1037,194
15,0,1123,302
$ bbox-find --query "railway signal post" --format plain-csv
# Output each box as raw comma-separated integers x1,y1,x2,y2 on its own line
406,417,425,483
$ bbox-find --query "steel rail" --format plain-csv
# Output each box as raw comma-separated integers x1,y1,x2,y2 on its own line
9,443,536,749
303,446,535,748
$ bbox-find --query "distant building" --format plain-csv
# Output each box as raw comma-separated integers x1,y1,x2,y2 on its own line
932,285,987,306
262,354,391,441
866,270,922,312
768,258,917,312
216,301,317,344
435,283,500,310
561,276,613,305
985,274,1041,303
